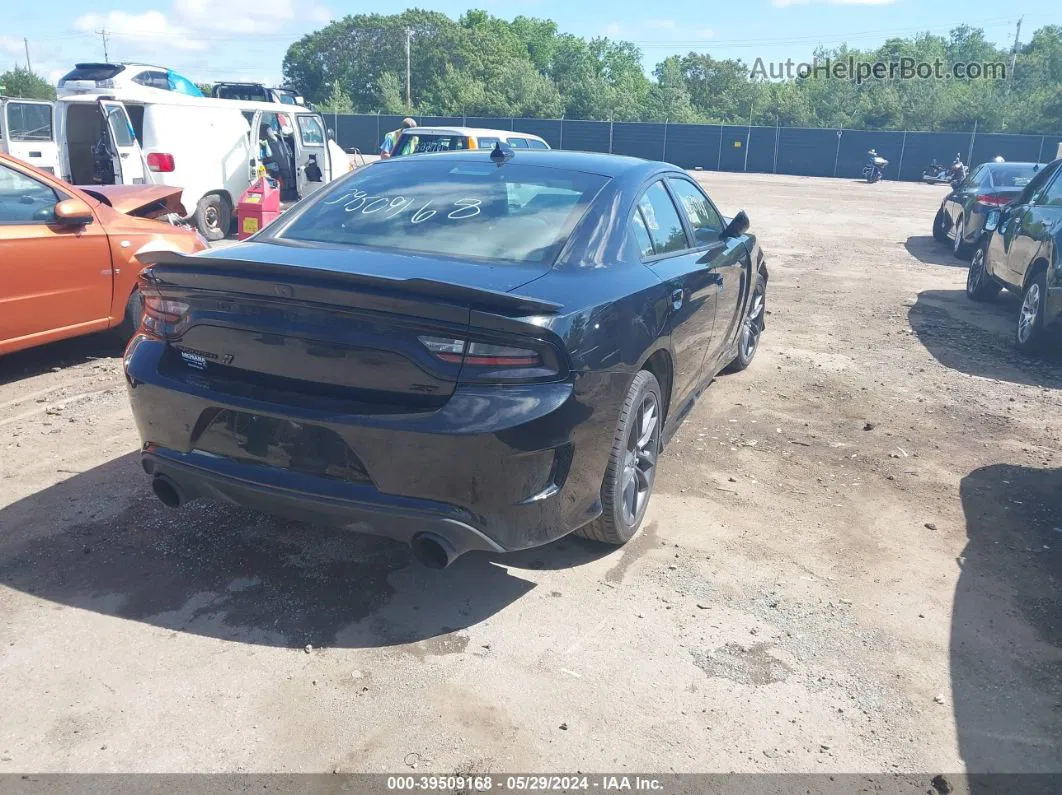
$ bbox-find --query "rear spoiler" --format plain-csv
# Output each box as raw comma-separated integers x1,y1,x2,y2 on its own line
137,250,563,316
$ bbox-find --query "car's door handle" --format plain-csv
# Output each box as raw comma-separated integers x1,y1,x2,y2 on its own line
671,289,684,310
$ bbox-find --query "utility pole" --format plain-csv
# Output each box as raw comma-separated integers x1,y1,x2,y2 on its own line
405,28,412,112
97,28,110,62
1001,16,1022,131
1010,16,1022,80
24,38,31,72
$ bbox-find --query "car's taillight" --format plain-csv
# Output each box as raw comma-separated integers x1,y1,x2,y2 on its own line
468,136,477,150
976,193,1010,206
147,152,176,172
139,276,189,339
418,335,562,382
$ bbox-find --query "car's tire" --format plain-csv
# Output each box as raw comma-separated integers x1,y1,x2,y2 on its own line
1015,268,1049,354
952,216,970,259
932,208,949,243
113,288,145,341
194,193,230,242
724,269,767,374
576,370,662,546
966,244,1001,302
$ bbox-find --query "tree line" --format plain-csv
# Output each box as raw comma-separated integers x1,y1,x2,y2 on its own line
282,10,1062,134
2,11,1058,135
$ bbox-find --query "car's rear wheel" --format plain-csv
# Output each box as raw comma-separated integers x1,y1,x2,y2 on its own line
932,208,949,243
1015,269,1049,354
724,270,767,373
195,193,230,242
952,216,970,259
966,244,1001,302
576,370,661,546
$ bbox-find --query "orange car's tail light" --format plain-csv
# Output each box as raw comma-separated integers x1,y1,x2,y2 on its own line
147,153,176,172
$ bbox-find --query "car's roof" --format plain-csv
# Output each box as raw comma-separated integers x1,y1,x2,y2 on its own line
383,148,674,179
984,161,1044,169
402,126,546,140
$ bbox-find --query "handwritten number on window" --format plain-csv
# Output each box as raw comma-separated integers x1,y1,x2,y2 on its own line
448,198,481,220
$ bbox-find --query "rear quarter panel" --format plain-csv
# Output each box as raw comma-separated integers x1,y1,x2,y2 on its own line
523,265,672,508
96,205,206,324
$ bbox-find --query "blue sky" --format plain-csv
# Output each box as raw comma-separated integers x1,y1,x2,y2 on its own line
0,0,1055,88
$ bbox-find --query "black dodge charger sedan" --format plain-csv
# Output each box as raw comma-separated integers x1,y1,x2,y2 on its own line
125,148,768,567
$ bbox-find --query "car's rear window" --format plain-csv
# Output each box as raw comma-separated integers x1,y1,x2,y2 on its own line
988,164,1041,188
393,133,470,156
277,158,609,265
215,85,271,102
59,64,125,85
3,102,52,141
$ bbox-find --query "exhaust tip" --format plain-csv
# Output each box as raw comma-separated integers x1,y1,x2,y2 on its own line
410,533,456,569
151,475,182,508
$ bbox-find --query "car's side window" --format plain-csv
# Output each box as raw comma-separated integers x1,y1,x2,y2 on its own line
961,165,983,190
630,209,656,259
0,163,59,224
1017,162,1060,205
668,178,724,245
296,115,325,146
1038,172,1062,207
636,181,688,257
528,139,549,150
507,137,529,149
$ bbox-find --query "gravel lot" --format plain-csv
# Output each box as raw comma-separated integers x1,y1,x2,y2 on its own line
1,171,1060,778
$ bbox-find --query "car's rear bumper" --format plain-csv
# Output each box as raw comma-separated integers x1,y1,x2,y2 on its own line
141,446,506,555
124,337,630,553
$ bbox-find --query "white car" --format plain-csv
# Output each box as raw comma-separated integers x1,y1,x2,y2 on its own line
390,126,550,157
57,62,203,100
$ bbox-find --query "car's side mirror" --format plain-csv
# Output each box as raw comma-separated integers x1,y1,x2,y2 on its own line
326,128,335,141
984,208,1002,233
53,198,94,226
721,210,750,239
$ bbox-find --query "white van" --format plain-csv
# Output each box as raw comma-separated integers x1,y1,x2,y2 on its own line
211,97,353,197
0,97,58,174
51,90,346,240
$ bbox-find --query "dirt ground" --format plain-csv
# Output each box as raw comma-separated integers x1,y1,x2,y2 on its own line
1,171,1060,780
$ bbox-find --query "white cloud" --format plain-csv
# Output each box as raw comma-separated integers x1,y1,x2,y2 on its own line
174,0,329,35
74,11,206,51
774,0,895,6
1,36,25,58
646,19,677,30
603,22,622,38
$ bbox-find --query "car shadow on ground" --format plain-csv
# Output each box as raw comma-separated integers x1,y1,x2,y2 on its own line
0,333,125,387
908,289,1062,387
0,452,614,650
955,464,1062,779
904,235,966,268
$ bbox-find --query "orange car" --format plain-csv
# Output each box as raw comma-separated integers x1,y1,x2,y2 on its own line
0,153,206,356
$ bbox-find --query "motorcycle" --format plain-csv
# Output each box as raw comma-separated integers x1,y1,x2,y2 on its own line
922,162,952,184
862,156,888,184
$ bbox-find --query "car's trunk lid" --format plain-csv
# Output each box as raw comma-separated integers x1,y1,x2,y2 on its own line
138,244,560,411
